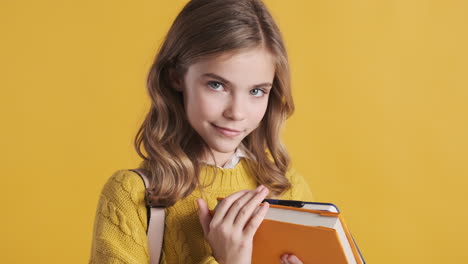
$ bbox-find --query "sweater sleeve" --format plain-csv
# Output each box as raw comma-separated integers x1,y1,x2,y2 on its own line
283,168,315,202
198,255,219,264
89,169,150,264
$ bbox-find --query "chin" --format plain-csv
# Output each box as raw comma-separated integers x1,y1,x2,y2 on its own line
206,140,240,154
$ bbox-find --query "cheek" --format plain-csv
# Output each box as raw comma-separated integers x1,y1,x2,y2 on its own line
249,99,269,125
184,89,202,122
185,89,223,121
197,100,218,120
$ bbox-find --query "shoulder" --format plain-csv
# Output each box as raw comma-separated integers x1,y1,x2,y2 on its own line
97,169,147,218
101,169,146,195
284,167,306,186
281,167,315,202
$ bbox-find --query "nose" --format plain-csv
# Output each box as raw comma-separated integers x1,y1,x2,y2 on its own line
223,94,246,121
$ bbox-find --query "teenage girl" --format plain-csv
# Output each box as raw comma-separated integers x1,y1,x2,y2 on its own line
89,0,314,263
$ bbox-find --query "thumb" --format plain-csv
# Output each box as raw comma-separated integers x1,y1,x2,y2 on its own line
196,198,211,237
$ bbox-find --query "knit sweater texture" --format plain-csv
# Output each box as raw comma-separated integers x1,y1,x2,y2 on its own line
89,159,314,263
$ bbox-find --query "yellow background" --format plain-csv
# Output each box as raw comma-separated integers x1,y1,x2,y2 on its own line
1,0,467,263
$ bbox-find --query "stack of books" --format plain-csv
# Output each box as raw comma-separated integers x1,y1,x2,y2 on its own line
213,198,365,264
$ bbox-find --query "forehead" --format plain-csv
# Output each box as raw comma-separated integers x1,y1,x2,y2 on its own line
185,48,276,85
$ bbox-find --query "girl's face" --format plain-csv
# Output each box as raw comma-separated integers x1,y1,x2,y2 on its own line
180,47,275,165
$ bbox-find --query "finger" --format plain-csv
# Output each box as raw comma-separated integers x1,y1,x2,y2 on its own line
196,198,211,237
287,254,302,264
243,201,269,237
252,201,263,215
210,189,250,226
212,190,249,223
231,186,269,229
223,185,266,226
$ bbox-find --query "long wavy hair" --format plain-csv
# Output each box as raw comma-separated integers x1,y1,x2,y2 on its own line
134,0,295,207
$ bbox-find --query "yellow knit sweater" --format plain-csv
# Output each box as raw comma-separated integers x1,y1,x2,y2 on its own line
89,159,314,263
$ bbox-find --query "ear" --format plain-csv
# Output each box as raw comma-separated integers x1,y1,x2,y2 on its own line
169,68,183,92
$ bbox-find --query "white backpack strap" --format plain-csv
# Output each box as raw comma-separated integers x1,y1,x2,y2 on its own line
130,169,165,264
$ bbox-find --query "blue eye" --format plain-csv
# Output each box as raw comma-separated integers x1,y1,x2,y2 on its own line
250,88,266,97
208,81,223,90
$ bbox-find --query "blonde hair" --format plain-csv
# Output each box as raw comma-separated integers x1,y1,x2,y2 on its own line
134,0,295,207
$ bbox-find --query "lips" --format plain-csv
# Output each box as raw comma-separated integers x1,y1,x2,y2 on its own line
212,124,242,137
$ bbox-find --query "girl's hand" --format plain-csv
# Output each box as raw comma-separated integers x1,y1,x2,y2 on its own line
197,185,270,264
280,254,303,264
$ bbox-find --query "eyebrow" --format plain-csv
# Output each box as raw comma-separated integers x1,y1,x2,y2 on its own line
201,73,272,88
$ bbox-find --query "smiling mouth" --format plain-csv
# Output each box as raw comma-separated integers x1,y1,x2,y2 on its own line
211,124,243,137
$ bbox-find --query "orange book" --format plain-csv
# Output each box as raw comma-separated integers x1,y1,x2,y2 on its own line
210,198,365,264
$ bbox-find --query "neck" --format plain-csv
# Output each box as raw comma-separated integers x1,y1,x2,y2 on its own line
201,149,236,167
